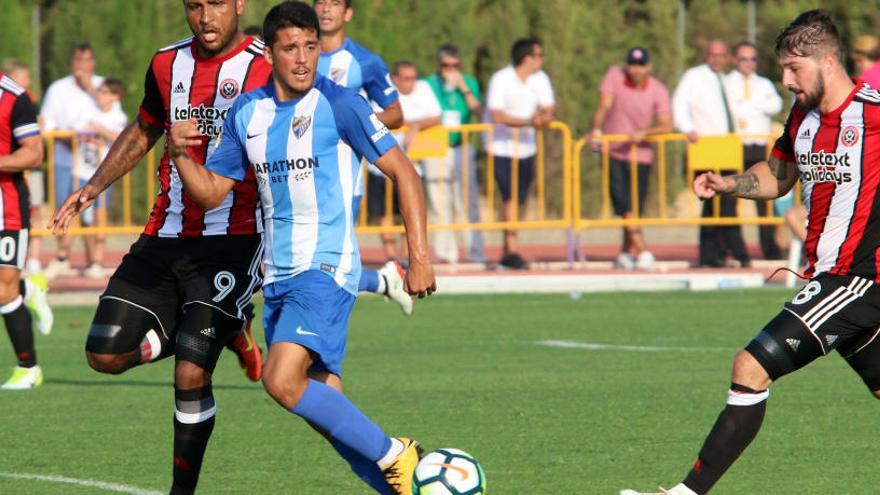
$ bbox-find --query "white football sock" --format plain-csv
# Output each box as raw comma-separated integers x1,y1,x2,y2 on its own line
376,274,387,295
376,437,404,470
667,483,698,495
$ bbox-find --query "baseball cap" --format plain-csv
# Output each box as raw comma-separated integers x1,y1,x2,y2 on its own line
626,47,649,65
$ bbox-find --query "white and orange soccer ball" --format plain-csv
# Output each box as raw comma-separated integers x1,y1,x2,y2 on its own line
412,448,486,495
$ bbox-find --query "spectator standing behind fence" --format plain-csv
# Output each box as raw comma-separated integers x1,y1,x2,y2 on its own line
424,44,486,264
851,35,880,89
673,39,750,268
725,41,784,260
2,59,43,275
75,78,126,279
39,43,106,279
486,37,555,270
589,47,672,270
391,62,450,262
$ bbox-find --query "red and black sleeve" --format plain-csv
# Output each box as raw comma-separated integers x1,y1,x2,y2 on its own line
139,64,166,128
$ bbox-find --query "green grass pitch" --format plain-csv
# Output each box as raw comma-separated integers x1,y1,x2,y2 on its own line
0,290,877,494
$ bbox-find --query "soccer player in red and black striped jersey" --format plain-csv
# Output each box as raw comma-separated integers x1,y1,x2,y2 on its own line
0,71,48,390
623,10,880,495
50,1,269,493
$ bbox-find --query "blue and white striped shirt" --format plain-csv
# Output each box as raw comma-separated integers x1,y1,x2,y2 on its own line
206,76,398,293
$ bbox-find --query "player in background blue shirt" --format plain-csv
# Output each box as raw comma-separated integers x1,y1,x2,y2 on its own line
314,0,415,316
168,3,434,494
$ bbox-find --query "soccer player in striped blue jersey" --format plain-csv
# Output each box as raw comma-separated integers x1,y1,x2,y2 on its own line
168,3,435,494
314,0,415,316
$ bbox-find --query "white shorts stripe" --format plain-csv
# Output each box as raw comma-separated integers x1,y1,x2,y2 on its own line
801,277,872,331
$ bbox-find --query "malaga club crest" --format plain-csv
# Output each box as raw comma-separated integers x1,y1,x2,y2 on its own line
841,125,860,147
219,78,240,99
292,115,312,139
329,67,347,83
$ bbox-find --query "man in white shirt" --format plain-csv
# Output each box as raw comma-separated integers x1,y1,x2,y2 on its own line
373,61,442,261
486,37,555,269
725,41,784,260
393,61,467,264
39,43,105,279
673,39,750,268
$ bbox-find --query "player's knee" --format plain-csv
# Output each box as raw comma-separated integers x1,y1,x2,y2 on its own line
175,360,211,390
744,310,821,382
176,304,239,375
86,351,134,374
0,278,20,305
731,350,773,390
86,297,169,364
262,368,308,409
871,389,880,400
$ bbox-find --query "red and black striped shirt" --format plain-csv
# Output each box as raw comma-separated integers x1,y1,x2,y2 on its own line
0,72,39,230
139,36,271,237
773,80,880,280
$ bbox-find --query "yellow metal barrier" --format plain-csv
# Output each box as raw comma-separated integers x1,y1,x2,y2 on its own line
356,121,572,234
32,130,156,236
33,126,798,250
573,132,794,229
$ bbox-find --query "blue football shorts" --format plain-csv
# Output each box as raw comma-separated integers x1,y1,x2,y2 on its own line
262,270,356,376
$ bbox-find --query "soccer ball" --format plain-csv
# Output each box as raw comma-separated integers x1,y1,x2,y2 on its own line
412,448,486,495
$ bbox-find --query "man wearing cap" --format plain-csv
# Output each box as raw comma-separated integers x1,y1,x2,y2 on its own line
724,41,784,260
589,47,672,270
852,35,880,89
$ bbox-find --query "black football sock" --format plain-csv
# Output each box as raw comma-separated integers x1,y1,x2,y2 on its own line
170,386,216,495
2,295,35,367
682,383,768,494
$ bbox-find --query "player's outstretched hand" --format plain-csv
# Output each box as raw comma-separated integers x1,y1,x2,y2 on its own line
168,119,203,159
692,171,730,200
49,185,98,235
404,259,436,299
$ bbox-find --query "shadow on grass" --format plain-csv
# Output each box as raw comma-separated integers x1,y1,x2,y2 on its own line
45,378,257,391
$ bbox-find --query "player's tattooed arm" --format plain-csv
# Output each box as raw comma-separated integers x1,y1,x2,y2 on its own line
730,173,760,198
88,115,164,193
767,155,799,193
726,156,797,199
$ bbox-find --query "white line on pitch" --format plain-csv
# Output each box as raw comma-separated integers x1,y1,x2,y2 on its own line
0,472,163,495
535,340,729,352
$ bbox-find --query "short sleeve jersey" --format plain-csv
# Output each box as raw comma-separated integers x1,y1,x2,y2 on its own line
317,38,398,109
206,76,398,294
139,36,272,238
598,66,671,164
486,66,555,158
0,72,39,230
772,81,880,280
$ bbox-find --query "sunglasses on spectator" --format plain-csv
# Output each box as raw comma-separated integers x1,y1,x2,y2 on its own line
737,56,758,62
440,62,461,69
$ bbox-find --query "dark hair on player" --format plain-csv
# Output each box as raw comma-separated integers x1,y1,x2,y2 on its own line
511,37,541,67
263,1,321,46
313,0,352,8
436,44,461,61
101,78,126,99
243,25,263,40
775,9,843,61
70,42,94,59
